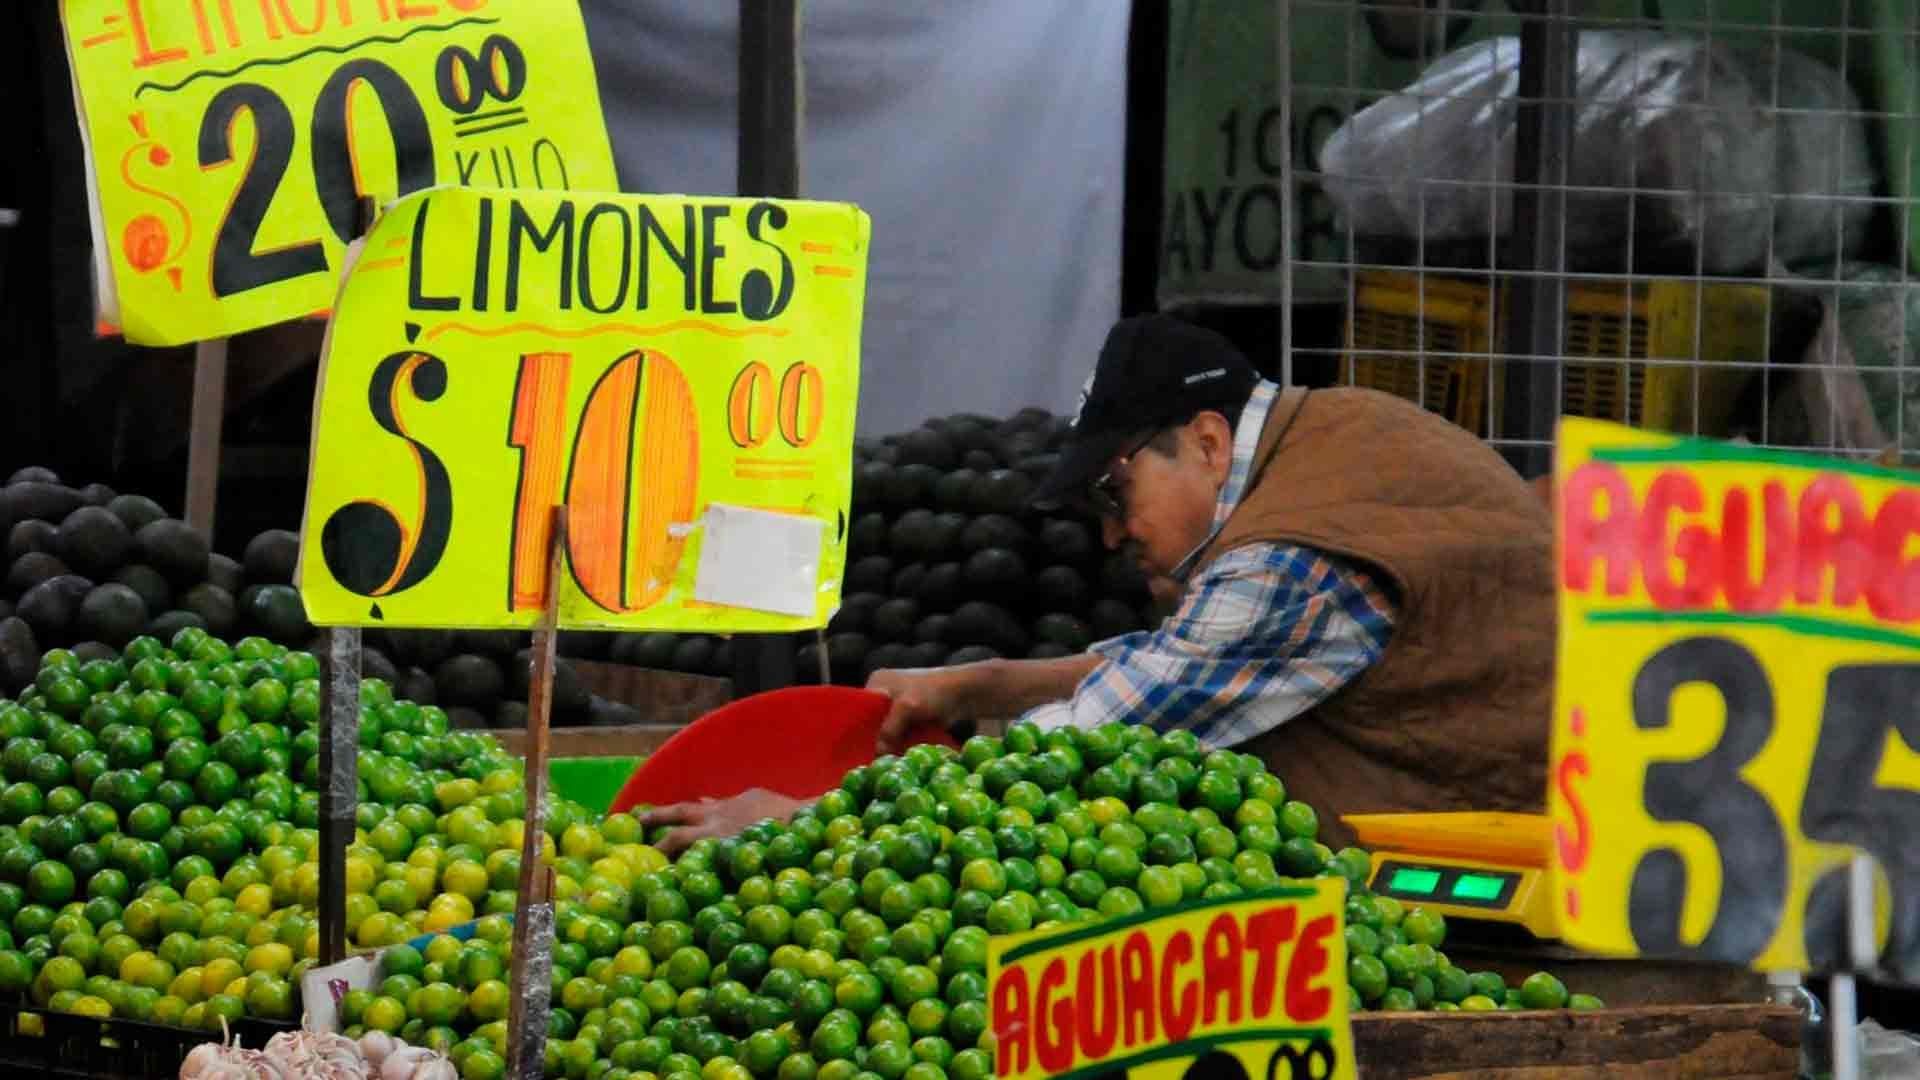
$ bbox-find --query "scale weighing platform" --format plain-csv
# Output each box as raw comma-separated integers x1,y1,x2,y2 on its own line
1341,811,1561,940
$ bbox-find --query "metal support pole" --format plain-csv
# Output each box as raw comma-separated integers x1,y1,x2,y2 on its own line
1277,0,1295,388
316,627,360,965
1500,1,1577,478
731,0,803,697
317,196,378,968
1829,853,1875,1080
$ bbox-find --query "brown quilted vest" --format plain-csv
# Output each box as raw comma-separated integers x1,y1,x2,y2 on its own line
1196,387,1555,848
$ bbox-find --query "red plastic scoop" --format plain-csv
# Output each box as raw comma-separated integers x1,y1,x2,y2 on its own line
606,686,959,813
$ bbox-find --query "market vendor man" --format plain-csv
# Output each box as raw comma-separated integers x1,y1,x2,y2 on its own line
644,314,1556,852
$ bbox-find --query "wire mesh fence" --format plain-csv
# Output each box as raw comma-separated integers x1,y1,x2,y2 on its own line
1278,0,1920,474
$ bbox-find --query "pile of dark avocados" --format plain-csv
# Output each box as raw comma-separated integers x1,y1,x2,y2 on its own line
0,468,309,695
812,408,1154,684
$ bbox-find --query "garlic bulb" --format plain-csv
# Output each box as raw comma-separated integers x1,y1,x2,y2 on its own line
179,1023,286,1080
410,1059,457,1080
181,1041,228,1080
380,1046,436,1080
358,1030,398,1067
374,1043,459,1080
262,1027,367,1080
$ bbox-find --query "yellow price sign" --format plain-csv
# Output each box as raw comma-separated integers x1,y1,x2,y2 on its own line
60,0,615,345
297,186,871,632
1551,418,1920,979
987,883,1354,1080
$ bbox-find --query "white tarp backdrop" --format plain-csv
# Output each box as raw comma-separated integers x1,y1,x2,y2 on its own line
580,0,1129,436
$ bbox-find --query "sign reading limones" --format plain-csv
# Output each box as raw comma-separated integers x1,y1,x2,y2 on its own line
297,186,871,633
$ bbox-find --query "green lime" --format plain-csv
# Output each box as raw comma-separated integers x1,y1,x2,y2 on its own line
1136,865,1183,908
28,861,76,906
1433,965,1473,1004
1379,986,1418,1011
1093,845,1141,884
1518,971,1569,1010
242,680,288,722
0,950,31,993
1401,908,1447,948
1468,971,1508,1000
1194,771,1241,814
194,762,239,806
1347,954,1389,1002
162,739,210,782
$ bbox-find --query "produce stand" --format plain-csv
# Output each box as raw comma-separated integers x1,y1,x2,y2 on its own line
9,3,1920,1080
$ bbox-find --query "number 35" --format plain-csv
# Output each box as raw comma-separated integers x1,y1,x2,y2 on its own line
1627,636,1920,979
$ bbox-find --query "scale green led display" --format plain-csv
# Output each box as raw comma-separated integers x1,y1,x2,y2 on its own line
1452,873,1507,902
1375,861,1519,910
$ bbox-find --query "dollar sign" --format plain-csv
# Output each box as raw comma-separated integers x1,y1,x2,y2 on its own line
320,351,454,601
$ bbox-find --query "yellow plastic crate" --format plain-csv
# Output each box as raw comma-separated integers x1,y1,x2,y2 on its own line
1341,272,1499,434
1339,271,1770,438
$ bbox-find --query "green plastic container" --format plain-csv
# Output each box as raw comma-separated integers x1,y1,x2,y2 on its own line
550,756,643,817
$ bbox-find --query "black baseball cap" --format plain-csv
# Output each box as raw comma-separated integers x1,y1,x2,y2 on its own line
1033,315,1259,509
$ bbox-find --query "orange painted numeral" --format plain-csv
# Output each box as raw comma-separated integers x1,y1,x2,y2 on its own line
507,351,573,610
728,361,775,448
508,349,702,614
778,362,824,448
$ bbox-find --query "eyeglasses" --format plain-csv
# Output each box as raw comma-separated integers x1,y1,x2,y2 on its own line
1086,429,1162,520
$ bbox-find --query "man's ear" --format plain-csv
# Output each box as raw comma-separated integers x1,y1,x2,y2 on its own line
1191,411,1236,475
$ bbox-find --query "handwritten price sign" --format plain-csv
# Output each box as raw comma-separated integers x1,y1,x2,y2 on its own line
60,0,615,345
296,186,871,632
988,884,1354,1080
1550,418,1920,981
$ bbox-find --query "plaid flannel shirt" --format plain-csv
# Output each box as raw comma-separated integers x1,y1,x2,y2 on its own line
1023,381,1397,748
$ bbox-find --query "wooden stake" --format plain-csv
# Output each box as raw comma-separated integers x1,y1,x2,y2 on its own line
507,506,566,1080
185,338,229,536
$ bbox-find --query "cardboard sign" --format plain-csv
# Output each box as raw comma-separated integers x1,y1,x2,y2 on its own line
60,0,616,345
1551,418,1920,981
297,186,871,632
987,883,1354,1080
299,955,376,1033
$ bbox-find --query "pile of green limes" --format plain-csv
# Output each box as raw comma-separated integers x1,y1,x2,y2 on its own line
0,628,1602,1080
0,628,535,1040
448,722,1602,1080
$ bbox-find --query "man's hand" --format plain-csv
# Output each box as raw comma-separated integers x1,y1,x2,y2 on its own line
637,788,808,855
867,666,976,755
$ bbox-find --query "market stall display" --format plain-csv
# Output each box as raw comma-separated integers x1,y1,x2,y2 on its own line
0,626,1614,1078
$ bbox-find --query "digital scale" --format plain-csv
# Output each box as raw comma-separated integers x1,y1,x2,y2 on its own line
1340,811,1561,940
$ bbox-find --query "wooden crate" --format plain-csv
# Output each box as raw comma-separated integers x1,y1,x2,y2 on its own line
1352,1003,1801,1079
571,659,731,723
1444,943,1771,1009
